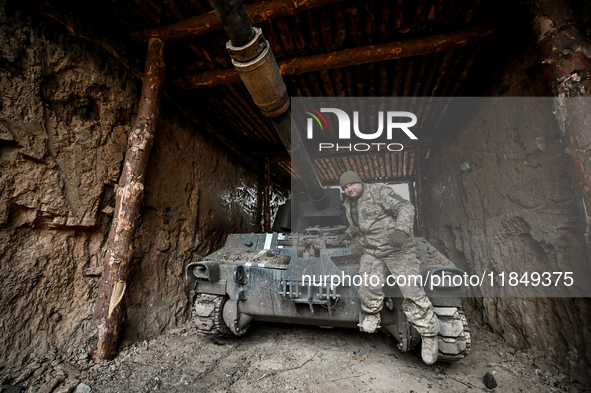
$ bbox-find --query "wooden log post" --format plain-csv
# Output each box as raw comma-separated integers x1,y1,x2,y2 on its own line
532,0,591,245
408,181,418,236
414,148,429,238
89,38,166,360
263,156,271,232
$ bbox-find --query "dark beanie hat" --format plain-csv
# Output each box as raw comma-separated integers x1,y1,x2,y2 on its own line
339,170,362,189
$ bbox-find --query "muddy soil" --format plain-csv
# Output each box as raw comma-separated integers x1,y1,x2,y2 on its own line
1,315,588,393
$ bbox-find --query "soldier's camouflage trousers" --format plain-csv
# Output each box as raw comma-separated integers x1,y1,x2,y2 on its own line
358,251,439,336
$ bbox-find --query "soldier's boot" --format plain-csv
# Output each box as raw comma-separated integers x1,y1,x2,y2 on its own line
358,313,381,333
421,335,439,365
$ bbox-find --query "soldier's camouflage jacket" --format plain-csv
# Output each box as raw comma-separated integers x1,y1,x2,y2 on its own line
343,182,415,256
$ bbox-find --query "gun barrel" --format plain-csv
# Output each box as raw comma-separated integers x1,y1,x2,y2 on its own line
210,0,329,210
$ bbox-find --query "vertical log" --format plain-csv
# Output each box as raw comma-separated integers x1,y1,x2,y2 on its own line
263,156,271,232
414,148,428,238
409,180,417,236
89,38,166,360
532,0,591,245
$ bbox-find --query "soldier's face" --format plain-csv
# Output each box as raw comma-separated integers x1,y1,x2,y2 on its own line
343,182,362,199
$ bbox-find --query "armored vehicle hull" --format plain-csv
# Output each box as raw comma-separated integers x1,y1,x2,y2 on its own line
186,232,471,362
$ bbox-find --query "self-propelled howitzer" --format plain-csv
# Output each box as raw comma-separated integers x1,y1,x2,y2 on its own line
185,0,471,362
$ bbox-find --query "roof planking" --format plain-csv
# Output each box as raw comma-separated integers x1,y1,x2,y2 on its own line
40,0,527,189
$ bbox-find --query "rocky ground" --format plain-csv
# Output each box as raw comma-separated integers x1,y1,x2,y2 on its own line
1,317,589,393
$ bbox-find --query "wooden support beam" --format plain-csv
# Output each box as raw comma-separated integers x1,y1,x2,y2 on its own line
89,38,166,360
173,26,499,89
130,0,344,43
408,180,418,236
532,0,591,245
263,157,271,232
320,177,415,187
414,148,428,238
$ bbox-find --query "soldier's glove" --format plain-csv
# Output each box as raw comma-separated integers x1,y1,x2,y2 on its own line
389,230,409,251
337,233,352,244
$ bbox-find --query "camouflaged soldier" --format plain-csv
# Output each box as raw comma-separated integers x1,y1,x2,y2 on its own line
337,170,440,365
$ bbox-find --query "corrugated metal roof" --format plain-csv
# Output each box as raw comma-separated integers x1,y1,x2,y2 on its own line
312,150,416,186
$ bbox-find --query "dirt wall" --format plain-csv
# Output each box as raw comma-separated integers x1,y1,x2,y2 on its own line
420,50,591,383
0,4,262,362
